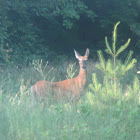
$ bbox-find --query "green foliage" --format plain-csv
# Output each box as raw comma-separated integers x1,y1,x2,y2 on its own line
89,73,101,93
0,64,140,139
116,39,131,56
0,0,97,66
66,62,77,79
127,76,140,95
91,0,140,38
96,50,106,71
105,21,131,57
32,59,53,80
0,41,11,63
95,22,137,94
86,91,94,106
121,51,137,75
30,0,97,29
112,21,120,54
133,76,139,93
0,0,140,67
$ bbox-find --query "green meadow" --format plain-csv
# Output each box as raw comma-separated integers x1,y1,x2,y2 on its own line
0,22,140,140
0,59,140,140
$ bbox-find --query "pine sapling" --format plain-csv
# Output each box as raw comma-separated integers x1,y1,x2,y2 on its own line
96,21,137,95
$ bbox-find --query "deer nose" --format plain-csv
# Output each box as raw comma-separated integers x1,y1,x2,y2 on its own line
82,61,86,68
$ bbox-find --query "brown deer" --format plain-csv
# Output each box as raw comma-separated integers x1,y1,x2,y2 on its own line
31,48,89,101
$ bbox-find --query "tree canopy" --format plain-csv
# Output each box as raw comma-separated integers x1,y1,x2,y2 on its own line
0,0,139,66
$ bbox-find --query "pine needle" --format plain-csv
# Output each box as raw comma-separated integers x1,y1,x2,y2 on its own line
116,38,131,56
124,50,133,66
106,59,112,71
125,58,137,72
92,73,101,92
112,21,120,54
133,76,139,93
97,50,106,70
105,37,113,56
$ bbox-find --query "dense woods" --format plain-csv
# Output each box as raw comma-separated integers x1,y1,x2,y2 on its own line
0,1,140,139
0,0,140,66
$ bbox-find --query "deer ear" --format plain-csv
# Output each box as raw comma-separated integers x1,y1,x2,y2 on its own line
74,50,81,59
85,48,90,58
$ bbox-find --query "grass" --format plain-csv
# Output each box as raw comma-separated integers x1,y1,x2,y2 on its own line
0,60,140,140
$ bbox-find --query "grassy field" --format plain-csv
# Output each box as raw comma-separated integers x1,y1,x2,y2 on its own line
0,59,140,140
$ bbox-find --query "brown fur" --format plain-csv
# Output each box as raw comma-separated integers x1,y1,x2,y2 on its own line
31,49,89,101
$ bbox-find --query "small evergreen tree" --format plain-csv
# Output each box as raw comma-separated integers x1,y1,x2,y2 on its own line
92,22,137,95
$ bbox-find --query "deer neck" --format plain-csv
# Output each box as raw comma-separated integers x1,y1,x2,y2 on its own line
77,64,87,87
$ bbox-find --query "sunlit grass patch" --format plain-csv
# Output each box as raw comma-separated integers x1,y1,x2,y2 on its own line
0,55,139,139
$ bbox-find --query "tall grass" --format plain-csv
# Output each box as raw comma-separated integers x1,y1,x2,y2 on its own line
0,60,140,140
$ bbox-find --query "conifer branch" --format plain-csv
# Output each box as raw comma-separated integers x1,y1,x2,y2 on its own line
96,64,104,71
112,21,120,55
133,76,139,93
97,50,106,70
116,38,131,56
106,59,112,71
124,50,133,66
89,73,101,93
104,77,110,94
125,58,137,72
105,37,113,56
89,84,95,92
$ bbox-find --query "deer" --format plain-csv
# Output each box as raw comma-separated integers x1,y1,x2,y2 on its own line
31,48,90,102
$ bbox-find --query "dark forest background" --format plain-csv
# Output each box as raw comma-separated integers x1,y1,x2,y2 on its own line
0,0,140,67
